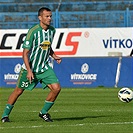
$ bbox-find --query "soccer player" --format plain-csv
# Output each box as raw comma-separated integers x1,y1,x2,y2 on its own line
1,7,62,122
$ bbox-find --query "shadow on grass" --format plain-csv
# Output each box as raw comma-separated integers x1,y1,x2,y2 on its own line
17,115,111,122
53,115,110,121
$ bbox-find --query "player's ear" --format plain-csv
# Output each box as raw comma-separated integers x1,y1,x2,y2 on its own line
38,16,42,21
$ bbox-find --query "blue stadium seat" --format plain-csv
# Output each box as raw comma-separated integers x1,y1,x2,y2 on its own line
0,1,133,29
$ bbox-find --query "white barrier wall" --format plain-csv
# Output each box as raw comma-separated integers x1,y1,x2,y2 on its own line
0,28,133,58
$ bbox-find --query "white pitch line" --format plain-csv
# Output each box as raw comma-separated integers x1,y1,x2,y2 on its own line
0,122,133,129
68,122,133,126
0,125,44,129
92,121,133,125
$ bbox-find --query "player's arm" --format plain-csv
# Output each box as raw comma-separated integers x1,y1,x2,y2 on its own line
22,27,34,83
23,49,34,83
50,47,62,64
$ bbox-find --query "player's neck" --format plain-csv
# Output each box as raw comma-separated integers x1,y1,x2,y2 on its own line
40,23,49,31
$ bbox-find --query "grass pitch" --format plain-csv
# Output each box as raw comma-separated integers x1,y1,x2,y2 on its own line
0,87,133,133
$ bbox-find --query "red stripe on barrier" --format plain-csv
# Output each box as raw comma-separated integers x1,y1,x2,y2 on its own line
0,52,22,57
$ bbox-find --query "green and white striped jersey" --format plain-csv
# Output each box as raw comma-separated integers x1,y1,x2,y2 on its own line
22,24,55,73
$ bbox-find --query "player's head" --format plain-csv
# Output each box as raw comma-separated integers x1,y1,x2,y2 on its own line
38,7,51,16
38,7,52,27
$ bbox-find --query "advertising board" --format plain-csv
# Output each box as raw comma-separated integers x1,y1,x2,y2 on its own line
0,57,132,88
0,28,132,58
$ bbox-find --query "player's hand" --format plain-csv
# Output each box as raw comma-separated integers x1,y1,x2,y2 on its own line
27,70,34,84
55,56,62,64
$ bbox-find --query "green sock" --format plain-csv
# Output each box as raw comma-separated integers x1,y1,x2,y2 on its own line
2,104,14,118
41,101,54,114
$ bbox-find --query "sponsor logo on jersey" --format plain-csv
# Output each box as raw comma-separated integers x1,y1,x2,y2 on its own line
40,41,51,50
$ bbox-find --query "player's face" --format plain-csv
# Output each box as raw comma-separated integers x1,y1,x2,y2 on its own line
39,10,52,28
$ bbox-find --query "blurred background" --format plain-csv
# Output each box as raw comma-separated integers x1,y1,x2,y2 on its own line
0,0,133,29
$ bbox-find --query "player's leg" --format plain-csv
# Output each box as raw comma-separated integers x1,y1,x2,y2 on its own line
46,83,61,101
1,87,24,122
41,83,61,113
39,83,61,122
39,66,61,122
1,68,37,122
7,87,24,105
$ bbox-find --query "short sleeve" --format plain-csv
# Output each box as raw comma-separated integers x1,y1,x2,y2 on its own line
22,28,34,50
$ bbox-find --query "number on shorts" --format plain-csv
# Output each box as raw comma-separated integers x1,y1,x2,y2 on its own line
21,82,29,88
